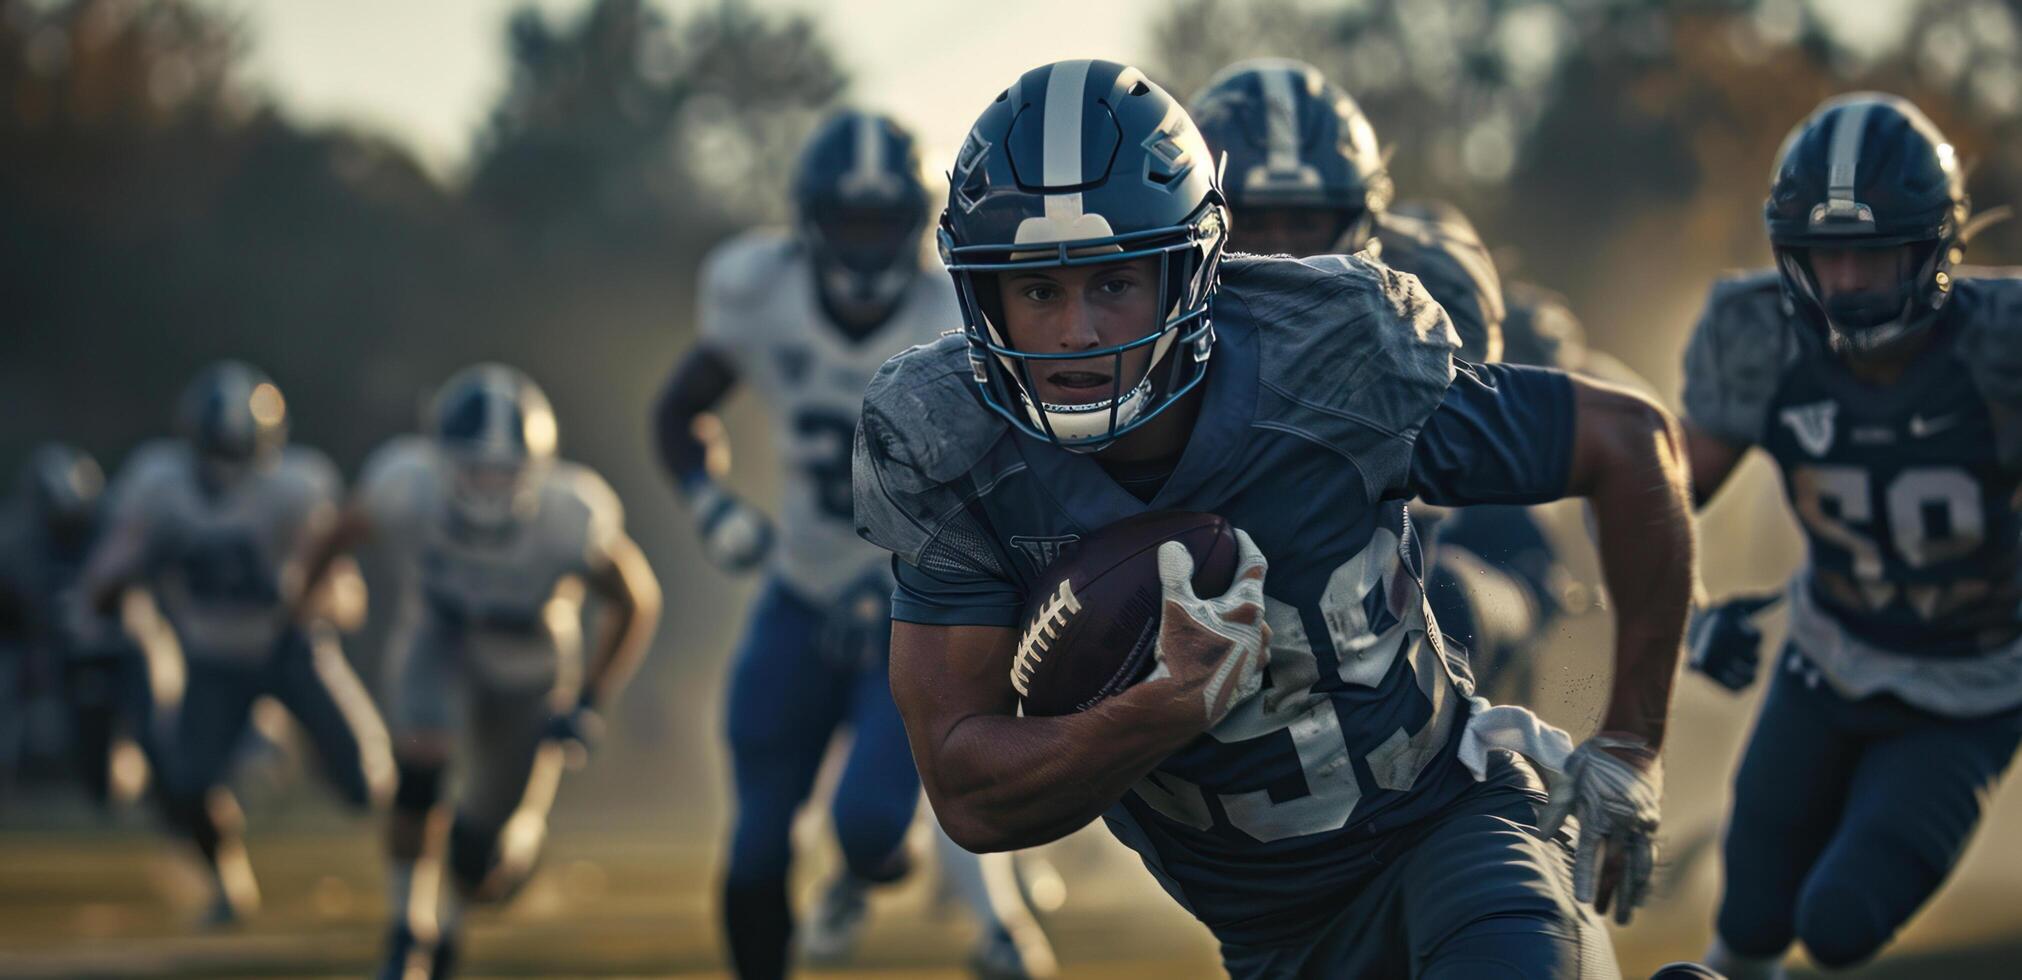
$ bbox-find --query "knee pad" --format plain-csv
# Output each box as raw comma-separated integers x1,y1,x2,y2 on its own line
393,760,445,817
1796,880,1889,969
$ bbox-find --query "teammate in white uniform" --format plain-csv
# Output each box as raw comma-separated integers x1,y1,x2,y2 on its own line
655,109,1052,980
297,364,661,980
80,361,393,924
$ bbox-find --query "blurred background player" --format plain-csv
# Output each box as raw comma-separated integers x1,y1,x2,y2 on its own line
0,444,156,809
1683,93,2022,978
655,108,1054,979
295,363,662,980
77,361,393,925
1189,58,1594,705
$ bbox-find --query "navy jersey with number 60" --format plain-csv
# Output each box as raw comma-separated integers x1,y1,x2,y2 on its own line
1684,269,2022,716
853,253,1577,944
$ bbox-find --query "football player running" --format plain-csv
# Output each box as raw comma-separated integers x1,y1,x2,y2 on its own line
1187,60,1599,707
1683,94,2022,978
855,60,1696,979
0,444,158,809
294,364,661,980
79,362,393,924
656,109,1054,979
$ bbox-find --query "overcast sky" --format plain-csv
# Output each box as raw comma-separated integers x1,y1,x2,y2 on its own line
192,0,1169,180
190,0,1916,182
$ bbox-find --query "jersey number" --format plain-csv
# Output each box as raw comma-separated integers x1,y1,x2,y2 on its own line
795,409,857,522
1791,464,1984,611
1128,532,1460,842
179,533,278,605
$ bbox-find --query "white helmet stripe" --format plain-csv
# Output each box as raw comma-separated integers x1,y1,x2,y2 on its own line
1260,66,1302,172
1042,59,1092,187
221,369,251,447
846,113,883,192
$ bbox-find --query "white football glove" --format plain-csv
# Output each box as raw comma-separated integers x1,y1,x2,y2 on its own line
691,483,774,574
1539,733,1663,925
1144,528,1271,730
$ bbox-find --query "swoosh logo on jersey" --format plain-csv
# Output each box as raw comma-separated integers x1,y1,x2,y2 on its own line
1780,401,1837,457
1909,413,1959,438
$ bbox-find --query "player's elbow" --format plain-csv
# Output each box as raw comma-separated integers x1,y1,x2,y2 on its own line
1570,381,1688,497
936,808,1015,854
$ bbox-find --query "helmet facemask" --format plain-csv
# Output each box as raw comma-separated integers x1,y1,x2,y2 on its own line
1775,239,1951,358
944,199,1226,453
804,203,925,336
443,449,550,531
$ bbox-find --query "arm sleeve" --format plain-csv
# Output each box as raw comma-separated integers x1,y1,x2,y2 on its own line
652,348,739,492
891,556,1025,628
1406,361,1576,506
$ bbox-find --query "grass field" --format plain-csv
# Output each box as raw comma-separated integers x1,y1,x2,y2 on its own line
3,795,2022,979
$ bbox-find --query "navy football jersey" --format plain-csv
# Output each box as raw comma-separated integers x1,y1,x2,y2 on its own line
1683,269,2022,716
854,253,1576,944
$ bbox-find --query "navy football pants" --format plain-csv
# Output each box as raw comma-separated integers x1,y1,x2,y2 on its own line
160,627,388,858
720,577,919,979
1716,645,2022,969
1218,756,1615,979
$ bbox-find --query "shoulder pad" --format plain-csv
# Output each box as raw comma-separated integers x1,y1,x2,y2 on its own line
555,460,624,532
1375,211,1505,363
110,440,189,505
1954,274,2022,466
1499,281,1584,370
700,229,799,313
356,436,438,527
852,334,1007,565
359,436,434,490
1222,253,1458,498
1680,269,1795,447
279,446,341,500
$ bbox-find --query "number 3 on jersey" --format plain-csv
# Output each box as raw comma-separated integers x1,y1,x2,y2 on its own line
794,408,857,522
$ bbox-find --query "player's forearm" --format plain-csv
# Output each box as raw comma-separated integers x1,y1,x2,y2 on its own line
581,544,661,709
926,689,1199,852
654,349,739,495
81,523,149,615
1573,387,1695,749
293,508,371,614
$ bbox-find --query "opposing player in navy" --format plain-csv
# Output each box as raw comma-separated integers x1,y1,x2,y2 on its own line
1188,60,1597,706
79,362,393,924
1187,59,1504,364
656,110,1054,979
0,445,157,808
856,60,1697,978
293,365,661,979
1683,94,2022,977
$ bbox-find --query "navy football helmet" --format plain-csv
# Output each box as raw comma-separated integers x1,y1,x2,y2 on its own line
19,442,104,533
794,109,931,334
940,59,1228,451
176,361,288,464
1189,58,1390,254
429,364,557,528
1766,93,1969,355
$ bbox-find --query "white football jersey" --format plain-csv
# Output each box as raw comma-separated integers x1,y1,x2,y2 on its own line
106,441,341,662
357,436,624,689
696,229,957,603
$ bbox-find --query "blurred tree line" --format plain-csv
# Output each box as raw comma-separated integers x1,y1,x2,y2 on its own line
0,0,844,772
1,0,841,476
1151,0,2022,388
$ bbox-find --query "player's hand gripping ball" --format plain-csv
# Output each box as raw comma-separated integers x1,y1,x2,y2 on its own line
1010,512,1268,727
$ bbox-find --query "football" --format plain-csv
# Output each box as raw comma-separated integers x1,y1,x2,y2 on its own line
1012,511,1240,717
